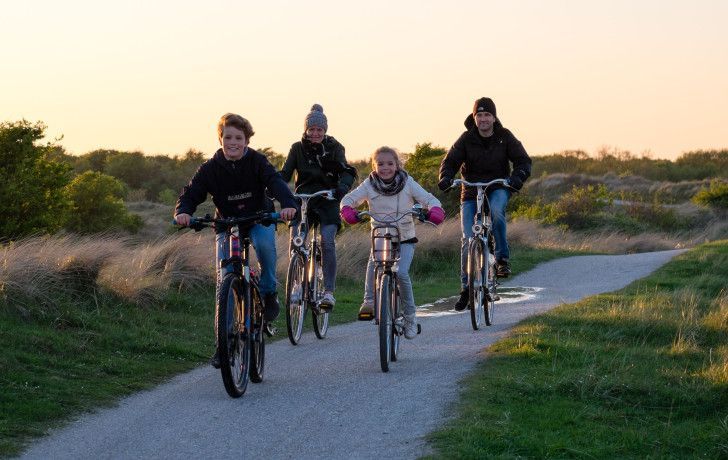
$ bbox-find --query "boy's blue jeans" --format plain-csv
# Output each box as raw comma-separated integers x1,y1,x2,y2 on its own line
459,188,511,288
215,223,278,296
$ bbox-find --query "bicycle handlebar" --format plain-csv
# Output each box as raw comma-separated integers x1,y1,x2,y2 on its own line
450,178,518,192
294,189,335,201
172,211,281,231
357,206,429,225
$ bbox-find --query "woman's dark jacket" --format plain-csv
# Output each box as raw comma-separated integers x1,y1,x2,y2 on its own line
439,116,532,202
175,148,297,223
279,135,356,227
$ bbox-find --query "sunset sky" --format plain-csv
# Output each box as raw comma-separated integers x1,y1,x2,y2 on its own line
2,0,727,161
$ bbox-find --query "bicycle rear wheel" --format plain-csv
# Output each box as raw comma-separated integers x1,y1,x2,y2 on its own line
390,276,401,362
378,273,392,372
285,253,306,345
216,273,250,398
311,243,329,339
468,239,486,330
249,282,265,383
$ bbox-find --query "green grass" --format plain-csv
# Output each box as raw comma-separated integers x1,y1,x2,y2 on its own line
0,245,569,457
427,240,728,459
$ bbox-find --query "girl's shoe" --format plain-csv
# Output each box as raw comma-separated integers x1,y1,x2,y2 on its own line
404,314,417,339
358,301,374,320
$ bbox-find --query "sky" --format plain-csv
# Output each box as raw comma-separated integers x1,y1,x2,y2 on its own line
2,0,727,161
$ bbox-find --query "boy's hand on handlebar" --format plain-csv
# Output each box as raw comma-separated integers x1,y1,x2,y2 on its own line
174,213,192,226
279,208,297,221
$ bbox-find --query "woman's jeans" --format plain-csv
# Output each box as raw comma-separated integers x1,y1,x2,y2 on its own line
289,223,337,292
215,223,277,296
362,243,416,317
460,188,511,288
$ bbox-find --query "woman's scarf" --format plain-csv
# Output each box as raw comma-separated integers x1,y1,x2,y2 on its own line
369,170,408,196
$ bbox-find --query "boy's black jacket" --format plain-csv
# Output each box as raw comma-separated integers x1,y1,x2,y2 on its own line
175,148,297,220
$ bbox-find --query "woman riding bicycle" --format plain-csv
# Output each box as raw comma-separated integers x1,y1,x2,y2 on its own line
279,104,357,311
174,113,297,367
340,146,445,339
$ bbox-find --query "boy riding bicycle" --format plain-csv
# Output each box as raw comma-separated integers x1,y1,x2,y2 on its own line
174,113,297,366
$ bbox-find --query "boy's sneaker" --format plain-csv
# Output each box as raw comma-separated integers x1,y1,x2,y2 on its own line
358,301,374,320
320,291,335,311
454,289,469,311
210,350,221,369
263,293,280,322
404,314,417,339
496,259,511,278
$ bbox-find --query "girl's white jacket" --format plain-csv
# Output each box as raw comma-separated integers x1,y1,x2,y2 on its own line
340,175,442,241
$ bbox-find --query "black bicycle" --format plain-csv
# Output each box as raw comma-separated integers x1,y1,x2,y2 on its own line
176,211,279,398
450,179,516,330
358,207,426,372
285,189,335,345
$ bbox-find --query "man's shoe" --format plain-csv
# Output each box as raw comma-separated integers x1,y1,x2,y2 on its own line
404,314,417,339
210,350,221,369
358,301,374,320
320,291,335,311
263,292,280,322
496,259,511,278
454,289,469,311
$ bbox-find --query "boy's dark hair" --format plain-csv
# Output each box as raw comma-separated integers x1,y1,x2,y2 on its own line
217,113,255,141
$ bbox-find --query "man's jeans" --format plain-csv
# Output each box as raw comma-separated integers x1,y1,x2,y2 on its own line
459,188,510,288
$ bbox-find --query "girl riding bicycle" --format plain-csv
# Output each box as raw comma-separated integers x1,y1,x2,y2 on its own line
340,146,445,339
280,104,357,311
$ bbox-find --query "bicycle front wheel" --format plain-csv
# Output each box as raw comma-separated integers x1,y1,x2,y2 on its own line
311,243,329,339
390,276,401,362
468,239,486,330
285,253,306,345
378,273,393,372
249,283,266,383
216,273,250,398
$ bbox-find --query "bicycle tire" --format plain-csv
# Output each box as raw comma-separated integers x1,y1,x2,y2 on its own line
468,239,486,330
378,273,392,372
484,234,496,326
249,282,265,383
390,275,401,362
311,243,329,339
216,273,250,398
285,253,306,345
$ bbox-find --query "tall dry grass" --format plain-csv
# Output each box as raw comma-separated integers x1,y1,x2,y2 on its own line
0,216,719,311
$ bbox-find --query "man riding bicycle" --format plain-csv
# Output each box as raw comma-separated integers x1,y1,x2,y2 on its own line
438,97,532,311
174,113,297,367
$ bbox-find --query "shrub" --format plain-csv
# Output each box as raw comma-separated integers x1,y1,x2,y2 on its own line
63,171,143,234
692,180,728,210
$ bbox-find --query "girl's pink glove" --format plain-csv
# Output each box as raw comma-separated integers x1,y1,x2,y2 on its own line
340,206,359,225
427,206,445,225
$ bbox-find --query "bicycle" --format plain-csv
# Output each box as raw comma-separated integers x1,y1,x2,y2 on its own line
175,211,280,398
450,178,516,330
285,189,336,345
358,207,426,372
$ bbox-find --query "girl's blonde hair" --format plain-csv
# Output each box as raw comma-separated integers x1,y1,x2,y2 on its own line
370,146,403,171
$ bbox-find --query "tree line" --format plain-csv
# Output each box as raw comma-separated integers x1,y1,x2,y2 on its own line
1,118,726,240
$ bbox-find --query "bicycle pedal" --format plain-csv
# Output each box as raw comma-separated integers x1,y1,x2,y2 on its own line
358,312,374,321
264,324,277,337
492,294,500,301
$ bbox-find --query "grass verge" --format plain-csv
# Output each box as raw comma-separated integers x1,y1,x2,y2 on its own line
427,240,728,459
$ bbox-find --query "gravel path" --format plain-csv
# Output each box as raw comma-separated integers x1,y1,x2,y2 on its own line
19,250,684,459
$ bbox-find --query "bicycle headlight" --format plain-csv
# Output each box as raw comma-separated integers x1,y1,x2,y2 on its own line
472,223,483,234
293,236,304,247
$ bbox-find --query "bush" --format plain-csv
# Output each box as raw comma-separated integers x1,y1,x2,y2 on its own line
0,120,72,239
692,180,728,210
64,171,143,234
